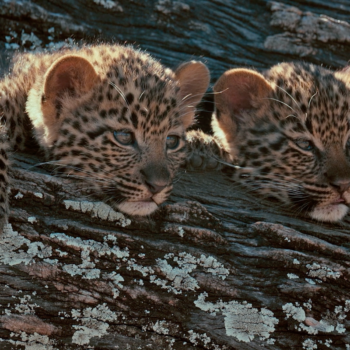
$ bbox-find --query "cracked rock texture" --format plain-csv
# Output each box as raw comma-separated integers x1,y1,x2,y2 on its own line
1,1,350,349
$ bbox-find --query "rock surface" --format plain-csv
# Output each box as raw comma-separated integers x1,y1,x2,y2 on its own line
0,1,350,349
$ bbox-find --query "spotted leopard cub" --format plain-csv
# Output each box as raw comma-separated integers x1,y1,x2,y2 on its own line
190,62,350,222
0,44,209,229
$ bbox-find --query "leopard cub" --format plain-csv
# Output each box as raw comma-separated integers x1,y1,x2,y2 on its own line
189,62,350,222
0,44,209,229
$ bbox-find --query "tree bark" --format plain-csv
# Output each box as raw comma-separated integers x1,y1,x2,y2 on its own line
1,1,350,349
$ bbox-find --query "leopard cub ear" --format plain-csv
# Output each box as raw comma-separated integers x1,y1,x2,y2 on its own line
175,61,210,129
42,55,98,123
27,55,98,147
212,68,273,154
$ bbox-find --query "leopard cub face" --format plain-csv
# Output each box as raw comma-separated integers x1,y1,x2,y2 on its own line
26,45,209,216
212,62,350,222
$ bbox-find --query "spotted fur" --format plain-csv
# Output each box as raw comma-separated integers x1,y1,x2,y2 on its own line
0,44,209,229
190,62,350,222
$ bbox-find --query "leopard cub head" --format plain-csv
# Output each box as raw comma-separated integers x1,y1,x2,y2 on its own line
213,62,350,222
26,45,209,216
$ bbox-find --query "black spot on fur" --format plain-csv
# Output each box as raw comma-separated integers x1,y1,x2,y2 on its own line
71,149,82,156
60,129,69,136
131,112,138,129
270,137,285,151
55,101,63,119
15,136,22,145
260,166,271,174
72,121,82,131
119,107,128,124
87,127,108,140
246,152,259,160
109,108,119,116
100,110,107,119
78,137,89,147
0,159,6,170
126,93,134,105
259,146,270,155
305,117,313,134
67,134,76,147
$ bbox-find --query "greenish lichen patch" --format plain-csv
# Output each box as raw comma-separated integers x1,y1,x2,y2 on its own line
188,330,212,347
63,200,131,226
2,294,39,319
71,304,119,345
0,224,52,266
150,252,230,295
0,332,57,350
103,272,124,298
50,233,129,260
194,292,278,343
283,299,349,338
14,192,24,199
27,217,37,224
50,233,128,294
282,303,305,322
93,0,123,11
151,320,169,335
127,258,155,277
306,262,341,280
302,338,317,350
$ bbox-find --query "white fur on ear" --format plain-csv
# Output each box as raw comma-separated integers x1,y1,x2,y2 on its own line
26,55,98,148
175,61,210,128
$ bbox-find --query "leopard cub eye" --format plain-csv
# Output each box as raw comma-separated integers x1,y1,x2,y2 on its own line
113,130,135,145
294,138,314,151
166,135,180,150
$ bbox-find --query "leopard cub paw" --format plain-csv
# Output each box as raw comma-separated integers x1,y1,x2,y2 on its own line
185,130,227,171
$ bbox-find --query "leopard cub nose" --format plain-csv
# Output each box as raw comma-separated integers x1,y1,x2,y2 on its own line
330,179,350,194
145,181,167,194
140,166,170,195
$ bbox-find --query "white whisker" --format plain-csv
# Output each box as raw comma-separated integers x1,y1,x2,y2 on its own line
109,81,129,108
276,85,301,112
263,97,295,111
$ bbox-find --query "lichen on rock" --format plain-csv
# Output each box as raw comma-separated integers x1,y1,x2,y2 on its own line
194,292,278,343
63,200,131,227
0,224,52,266
71,304,119,346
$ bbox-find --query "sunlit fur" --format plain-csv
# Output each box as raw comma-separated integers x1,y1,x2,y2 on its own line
208,62,350,222
0,44,207,219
